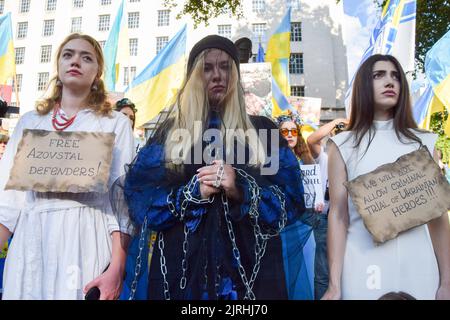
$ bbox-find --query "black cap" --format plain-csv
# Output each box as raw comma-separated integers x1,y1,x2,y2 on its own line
187,35,240,75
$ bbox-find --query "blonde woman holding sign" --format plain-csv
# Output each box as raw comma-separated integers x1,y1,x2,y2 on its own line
323,54,450,300
0,33,134,299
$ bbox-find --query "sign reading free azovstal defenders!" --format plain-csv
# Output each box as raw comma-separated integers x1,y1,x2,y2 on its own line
6,129,115,193
345,146,450,244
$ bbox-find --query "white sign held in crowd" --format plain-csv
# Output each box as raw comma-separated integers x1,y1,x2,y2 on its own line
300,164,324,209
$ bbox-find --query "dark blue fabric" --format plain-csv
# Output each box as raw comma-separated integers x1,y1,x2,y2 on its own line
121,115,305,300
124,143,207,233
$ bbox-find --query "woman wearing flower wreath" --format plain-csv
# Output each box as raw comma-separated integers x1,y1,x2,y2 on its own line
0,33,134,299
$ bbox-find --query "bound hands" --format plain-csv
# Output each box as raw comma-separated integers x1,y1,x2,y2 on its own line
197,160,242,203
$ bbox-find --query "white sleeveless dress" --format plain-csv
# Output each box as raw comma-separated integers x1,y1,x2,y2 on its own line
330,119,439,300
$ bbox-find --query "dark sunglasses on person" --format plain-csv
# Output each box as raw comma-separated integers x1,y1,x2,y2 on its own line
280,128,299,137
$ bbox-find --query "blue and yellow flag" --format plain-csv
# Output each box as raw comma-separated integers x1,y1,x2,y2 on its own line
414,29,450,135
125,25,187,128
103,0,129,92
265,8,291,117
0,13,15,85
345,0,416,115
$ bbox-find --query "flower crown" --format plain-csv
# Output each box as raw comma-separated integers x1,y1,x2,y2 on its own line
274,111,303,127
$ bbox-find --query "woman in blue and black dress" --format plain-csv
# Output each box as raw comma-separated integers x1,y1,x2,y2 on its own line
117,35,306,300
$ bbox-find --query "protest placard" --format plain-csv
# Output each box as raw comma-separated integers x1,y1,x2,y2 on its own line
288,96,322,126
345,146,450,244
300,164,324,209
6,129,115,193
240,62,273,117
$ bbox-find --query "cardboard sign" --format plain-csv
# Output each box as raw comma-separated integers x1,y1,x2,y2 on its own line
288,96,322,126
300,164,324,209
345,146,450,244
5,130,115,193
240,62,273,117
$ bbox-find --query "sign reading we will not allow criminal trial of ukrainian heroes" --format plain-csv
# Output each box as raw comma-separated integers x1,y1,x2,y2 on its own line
346,146,450,244
5,129,115,193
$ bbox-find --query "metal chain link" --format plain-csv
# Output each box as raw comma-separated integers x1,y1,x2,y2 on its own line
156,165,288,300
222,168,288,300
158,231,171,300
128,216,148,300
179,224,190,290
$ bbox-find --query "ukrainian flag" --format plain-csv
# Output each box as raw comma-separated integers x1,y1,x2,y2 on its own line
265,8,292,117
125,25,186,128
0,13,15,85
345,0,416,115
413,29,450,136
103,0,129,92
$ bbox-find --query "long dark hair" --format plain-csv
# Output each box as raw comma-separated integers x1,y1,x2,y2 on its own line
347,54,423,152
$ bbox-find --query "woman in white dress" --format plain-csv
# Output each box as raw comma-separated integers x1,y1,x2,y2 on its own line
322,54,450,300
0,33,134,299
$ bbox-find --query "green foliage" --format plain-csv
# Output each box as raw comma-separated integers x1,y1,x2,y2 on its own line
163,0,243,27
430,110,450,163
416,0,450,72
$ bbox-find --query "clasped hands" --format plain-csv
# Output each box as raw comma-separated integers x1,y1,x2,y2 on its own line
196,160,242,202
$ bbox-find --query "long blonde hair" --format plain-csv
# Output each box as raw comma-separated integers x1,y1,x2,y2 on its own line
35,33,112,116
164,50,266,167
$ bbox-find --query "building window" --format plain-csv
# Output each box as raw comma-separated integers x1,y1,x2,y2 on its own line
0,0,4,15
98,15,110,31
100,0,111,5
287,0,300,10
123,67,129,86
291,85,305,97
43,20,55,37
129,38,138,56
128,12,139,29
17,22,28,39
73,0,83,8
289,53,304,74
46,0,57,11
13,74,23,92
19,0,31,13
130,66,137,81
71,17,82,33
157,10,170,26
40,45,52,63
37,72,50,91
252,23,266,43
129,0,140,2
252,0,265,13
15,47,25,65
218,25,231,39
156,36,168,54
291,22,302,42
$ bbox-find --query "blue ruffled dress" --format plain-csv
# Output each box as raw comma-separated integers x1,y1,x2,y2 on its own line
120,114,306,300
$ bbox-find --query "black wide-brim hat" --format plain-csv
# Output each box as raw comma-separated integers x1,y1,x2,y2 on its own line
187,35,240,75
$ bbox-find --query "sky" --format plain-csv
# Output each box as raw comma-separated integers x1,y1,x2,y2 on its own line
342,0,381,78
341,0,426,97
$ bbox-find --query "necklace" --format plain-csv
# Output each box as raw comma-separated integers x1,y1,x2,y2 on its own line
52,104,77,131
